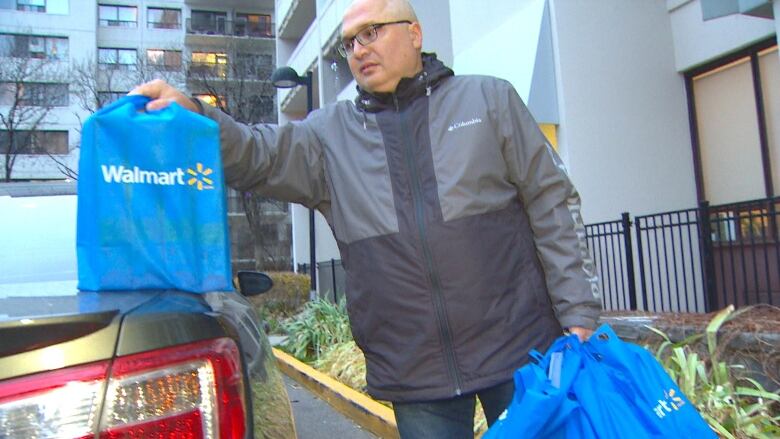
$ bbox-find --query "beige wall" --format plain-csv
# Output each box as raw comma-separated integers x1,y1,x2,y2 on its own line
759,47,780,196
694,59,765,204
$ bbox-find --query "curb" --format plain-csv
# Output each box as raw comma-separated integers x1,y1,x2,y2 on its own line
273,348,400,439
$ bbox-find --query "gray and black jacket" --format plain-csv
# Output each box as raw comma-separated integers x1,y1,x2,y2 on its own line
201,53,601,402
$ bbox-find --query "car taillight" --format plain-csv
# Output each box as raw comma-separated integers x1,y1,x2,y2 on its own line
101,337,246,439
0,338,246,439
0,362,108,439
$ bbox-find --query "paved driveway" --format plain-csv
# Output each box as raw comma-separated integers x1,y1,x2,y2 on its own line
284,375,379,439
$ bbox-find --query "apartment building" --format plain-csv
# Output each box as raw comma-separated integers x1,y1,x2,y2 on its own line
275,0,779,297
0,0,275,181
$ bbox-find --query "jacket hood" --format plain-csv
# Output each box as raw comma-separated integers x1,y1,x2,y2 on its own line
355,52,454,113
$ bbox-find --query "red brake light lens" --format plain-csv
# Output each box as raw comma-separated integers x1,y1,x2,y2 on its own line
101,337,246,439
0,338,246,439
0,362,108,439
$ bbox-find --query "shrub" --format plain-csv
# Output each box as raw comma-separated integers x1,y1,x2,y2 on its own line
313,341,368,392
248,271,310,333
649,305,780,438
281,298,353,362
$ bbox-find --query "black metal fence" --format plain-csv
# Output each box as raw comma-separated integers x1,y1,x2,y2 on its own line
585,214,636,311
585,196,780,313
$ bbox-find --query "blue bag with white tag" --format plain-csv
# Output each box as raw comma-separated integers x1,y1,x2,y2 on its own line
76,95,233,292
483,334,598,439
573,325,716,438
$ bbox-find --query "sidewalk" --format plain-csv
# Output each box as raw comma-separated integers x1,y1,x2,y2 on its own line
284,375,377,439
270,337,400,439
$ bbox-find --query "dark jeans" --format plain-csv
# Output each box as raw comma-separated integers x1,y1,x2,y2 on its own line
392,379,515,439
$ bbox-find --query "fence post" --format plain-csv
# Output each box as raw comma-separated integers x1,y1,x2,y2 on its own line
698,201,717,312
634,216,649,311
331,258,337,303
621,212,637,310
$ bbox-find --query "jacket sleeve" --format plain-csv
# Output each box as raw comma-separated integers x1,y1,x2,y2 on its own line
495,79,601,330
200,103,329,209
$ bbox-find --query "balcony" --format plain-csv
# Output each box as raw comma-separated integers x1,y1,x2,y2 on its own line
187,62,229,79
185,18,275,39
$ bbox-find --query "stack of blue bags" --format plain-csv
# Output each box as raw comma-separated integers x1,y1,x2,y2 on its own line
484,324,716,438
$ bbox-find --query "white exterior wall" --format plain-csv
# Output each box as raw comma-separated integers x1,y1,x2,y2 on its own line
668,0,776,70
777,0,780,40
549,0,696,222
449,0,546,103
409,0,453,65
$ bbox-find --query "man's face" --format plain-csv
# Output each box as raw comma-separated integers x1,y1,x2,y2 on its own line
341,0,422,94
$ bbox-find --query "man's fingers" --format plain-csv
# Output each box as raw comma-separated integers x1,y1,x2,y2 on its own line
146,98,173,111
127,80,197,113
128,80,162,98
568,326,594,342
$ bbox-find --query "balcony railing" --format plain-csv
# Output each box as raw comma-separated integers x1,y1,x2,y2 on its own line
188,62,228,79
185,18,275,38
99,19,138,28
186,63,273,80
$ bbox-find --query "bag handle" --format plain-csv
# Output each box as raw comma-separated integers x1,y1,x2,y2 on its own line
529,349,545,363
96,94,151,115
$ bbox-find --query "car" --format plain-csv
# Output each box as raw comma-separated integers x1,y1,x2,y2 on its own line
0,182,296,438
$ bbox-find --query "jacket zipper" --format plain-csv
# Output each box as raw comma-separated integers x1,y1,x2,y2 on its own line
394,94,464,396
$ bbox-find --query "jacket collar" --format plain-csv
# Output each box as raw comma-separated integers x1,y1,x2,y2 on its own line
355,52,454,113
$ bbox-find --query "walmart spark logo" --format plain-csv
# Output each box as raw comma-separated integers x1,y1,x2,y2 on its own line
101,162,216,190
187,163,214,190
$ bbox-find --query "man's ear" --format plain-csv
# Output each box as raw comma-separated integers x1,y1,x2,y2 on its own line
409,22,423,49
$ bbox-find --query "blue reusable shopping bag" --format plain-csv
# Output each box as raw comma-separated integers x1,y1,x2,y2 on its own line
575,325,716,438
484,325,716,438
76,95,233,293
483,334,598,439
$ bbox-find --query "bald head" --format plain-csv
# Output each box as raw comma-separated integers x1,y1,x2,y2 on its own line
340,0,424,94
343,0,418,27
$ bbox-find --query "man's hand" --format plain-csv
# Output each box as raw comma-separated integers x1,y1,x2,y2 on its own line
128,79,199,113
567,326,594,342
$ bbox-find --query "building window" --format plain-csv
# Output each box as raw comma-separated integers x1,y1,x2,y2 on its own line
97,91,127,107
0,82,69,106
147,49,182,71
236,53,271,77
189,10,228,35
0,130,68,154
16,0,45,12
98,4,137,27
249,94,275,118
194,93,224,108
687,39,779,204
147,7,181,29
98,47,137,70
234,13,272,37
190,52,227,78
0,34,68,60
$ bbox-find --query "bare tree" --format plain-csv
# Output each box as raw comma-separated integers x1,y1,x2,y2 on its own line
0,54,69,182
186,42,289,271
62,52,188,179
70,52,185,122
242,194,292,271
69,57,123,124
186,40,276,125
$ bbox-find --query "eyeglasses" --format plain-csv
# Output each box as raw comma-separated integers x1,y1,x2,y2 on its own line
338,20,412,58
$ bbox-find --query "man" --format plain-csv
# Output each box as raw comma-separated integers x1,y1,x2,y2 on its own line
131,0,601,436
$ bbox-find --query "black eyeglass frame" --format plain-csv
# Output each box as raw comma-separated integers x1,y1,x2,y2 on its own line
337,20,412,58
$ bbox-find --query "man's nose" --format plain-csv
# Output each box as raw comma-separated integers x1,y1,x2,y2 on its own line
352,39,369,58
